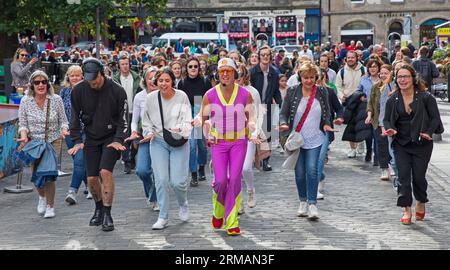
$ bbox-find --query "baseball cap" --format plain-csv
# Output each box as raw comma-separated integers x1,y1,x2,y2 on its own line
82,58,102,81
217,58,238,72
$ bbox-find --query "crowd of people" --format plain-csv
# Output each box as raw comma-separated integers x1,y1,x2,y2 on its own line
13,36,446,235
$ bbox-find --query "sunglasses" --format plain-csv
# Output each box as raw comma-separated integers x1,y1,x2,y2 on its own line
188,65,198,69
33,80,48,86
20,54,27,57
218,69,234,76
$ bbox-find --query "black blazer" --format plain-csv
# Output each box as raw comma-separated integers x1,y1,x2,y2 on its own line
249,64,281,105
383,89,444,144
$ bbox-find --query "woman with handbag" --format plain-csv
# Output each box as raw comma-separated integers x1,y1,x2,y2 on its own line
141,67,192,230
383,64,444,225
17,70,69,218
279,62,334,220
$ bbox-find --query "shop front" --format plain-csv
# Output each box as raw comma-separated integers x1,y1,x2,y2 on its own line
224,9,306,48
420,18,448,43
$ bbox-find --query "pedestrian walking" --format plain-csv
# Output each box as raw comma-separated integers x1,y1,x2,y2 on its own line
124,67,159,211
279,62,334,220
383,64,444,225
141,68,192,230
69,58,128,232
17,70,69,218
195,58,258,235
59,65,91,205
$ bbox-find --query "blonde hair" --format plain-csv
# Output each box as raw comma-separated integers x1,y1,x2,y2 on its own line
297,62,319,80
63,65,83,88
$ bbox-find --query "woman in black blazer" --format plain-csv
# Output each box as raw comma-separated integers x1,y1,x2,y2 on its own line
383,64,444,225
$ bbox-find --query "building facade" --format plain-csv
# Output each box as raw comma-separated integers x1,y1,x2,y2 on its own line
164,0,320,48
322,0,450,49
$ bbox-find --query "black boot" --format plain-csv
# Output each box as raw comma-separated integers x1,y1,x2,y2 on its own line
190,172,199,187
124,162,132,174
102,206,114,232
89,200,104,226
262,157,272,171
365,151,372,162
198,165,206,181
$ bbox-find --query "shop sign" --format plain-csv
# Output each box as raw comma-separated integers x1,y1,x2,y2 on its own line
229,32,250,38
437,28,450,36
276,32,296,38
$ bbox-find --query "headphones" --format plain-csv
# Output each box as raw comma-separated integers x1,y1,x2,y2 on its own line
82,57,105,77
214,67,239,82
258,45,272,61
394,65,417,87
15,48,23,59
153,67,176,88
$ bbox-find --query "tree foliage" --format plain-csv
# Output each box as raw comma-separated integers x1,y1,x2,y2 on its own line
0,0,167,36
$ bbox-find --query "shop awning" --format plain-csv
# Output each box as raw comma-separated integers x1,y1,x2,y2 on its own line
276,32,296,38
229,32,249,38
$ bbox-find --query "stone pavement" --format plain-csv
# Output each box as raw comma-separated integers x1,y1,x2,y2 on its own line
1,102,450,250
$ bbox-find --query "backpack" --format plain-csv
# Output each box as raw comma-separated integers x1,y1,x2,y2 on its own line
340,66,365,87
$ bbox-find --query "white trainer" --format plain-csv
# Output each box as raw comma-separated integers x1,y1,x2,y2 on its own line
356,143,365,154
65,191,77,205
86,191,93,199
37,196,46,215
247,189,256,208
152,218,169,230
347,149,356,158
238,202,245,214
308,204,319,220
380,168,390,181
44,206,55,218
318,181,325,193
317,191,324,200
152,202,160,212
297,201,308,217
179,203,189,222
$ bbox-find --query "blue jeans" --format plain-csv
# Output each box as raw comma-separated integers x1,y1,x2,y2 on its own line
295,145,322,205
136,142,157,203
317,132,330,182
189,128,207,173
64,137,87,193
150,137,189,220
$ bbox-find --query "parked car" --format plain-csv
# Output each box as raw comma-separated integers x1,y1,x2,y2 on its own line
273,45,302,59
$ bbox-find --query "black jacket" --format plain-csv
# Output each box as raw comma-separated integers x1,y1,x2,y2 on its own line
279,84,331,135
326,87,344,143
342,91,372,142
250,64,281,105
177,76,212,108
383,89,444,144
70,77,128,145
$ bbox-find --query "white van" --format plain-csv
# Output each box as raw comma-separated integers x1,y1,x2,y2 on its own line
151,32,229,54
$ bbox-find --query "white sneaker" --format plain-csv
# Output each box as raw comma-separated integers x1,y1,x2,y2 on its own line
238,203,245,214
37,196,46,215
317,191,324,200
390,167,396,176
347,149,356,158
152,218,168,230
356,143,365,154
297,202,308,217
65,191,77,205
318,181,325,193
152,202,160,212
179,203,189,221
247,189,256,208
308,204,319,220
86,191,93,199
380,169,390,181
44,206,55,218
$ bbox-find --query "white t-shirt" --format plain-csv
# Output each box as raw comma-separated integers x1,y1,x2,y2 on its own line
120,73,134,111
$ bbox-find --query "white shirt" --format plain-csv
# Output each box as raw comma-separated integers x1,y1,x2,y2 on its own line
131,89,149,132
298,49,314,61
287,74,300,88
120,73,134,111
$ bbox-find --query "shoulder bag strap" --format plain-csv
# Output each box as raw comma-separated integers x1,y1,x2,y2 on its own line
295,85,317,133
157,91,165,129
44,98,51,143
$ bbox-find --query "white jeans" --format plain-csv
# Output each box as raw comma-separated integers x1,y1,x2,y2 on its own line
242,141,256,191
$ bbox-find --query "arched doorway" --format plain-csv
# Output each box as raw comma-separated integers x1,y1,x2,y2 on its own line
387,22,403,55
341,21,374,48
420,18,448,44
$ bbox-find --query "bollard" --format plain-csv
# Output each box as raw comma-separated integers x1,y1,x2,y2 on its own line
4,170,33,193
